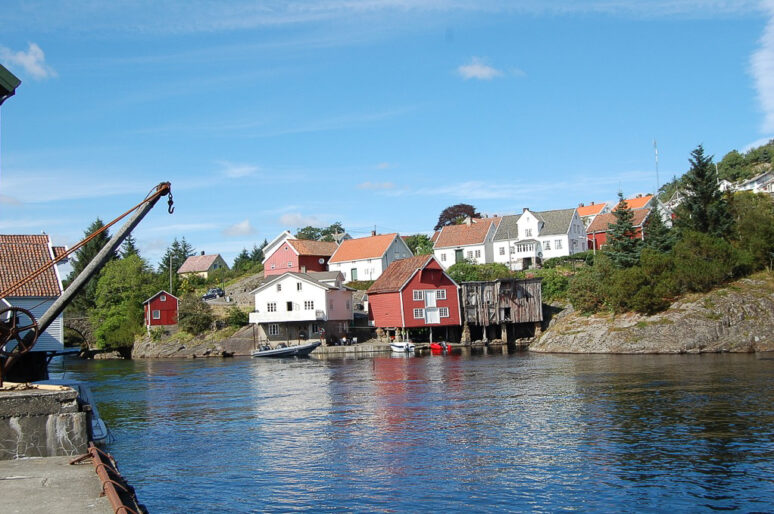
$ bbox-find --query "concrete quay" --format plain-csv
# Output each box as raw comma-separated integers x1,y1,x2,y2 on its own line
0,455,112,513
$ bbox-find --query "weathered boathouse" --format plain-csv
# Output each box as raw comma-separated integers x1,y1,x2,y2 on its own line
460,277,543,342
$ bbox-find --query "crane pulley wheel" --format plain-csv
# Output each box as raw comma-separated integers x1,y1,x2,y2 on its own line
0,307,40,358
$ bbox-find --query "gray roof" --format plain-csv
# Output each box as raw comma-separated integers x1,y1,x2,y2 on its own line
308,271,341,282
492,214,521,241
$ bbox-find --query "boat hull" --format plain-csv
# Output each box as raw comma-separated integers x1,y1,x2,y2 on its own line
252,341,321,358
390,342,415,353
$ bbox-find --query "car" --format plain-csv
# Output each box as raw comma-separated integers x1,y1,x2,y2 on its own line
202,287,225,300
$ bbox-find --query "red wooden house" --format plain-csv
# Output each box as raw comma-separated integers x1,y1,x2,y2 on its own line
263,238,338,277
367,255,461,341
586,208,650,251
143,290,179,329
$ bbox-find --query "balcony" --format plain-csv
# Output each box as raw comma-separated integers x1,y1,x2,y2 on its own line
249,308,323,324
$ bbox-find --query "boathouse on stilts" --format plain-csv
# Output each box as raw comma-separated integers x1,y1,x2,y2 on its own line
460,278,543,344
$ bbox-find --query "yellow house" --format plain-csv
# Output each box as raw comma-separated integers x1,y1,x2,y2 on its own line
177,253,230,279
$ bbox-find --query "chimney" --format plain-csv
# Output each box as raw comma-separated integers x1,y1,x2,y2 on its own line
579,203,584,207
200,251,205,256
523,207,529,213
591,201,595,205
371,229,376,236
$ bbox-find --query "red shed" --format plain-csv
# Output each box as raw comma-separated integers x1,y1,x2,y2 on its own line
143,290,179,328
367,255,461,341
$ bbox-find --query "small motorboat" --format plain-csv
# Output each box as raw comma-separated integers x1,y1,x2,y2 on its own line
252,341,321,358
390,341,415,353
35,378,111,444
429,342,450,354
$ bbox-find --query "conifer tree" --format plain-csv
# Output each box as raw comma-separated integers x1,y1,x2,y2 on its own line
233,248,251,271
605,192,642,268
675,144,733,238
64,218,116,314
643,203,675,253
120,234,140,259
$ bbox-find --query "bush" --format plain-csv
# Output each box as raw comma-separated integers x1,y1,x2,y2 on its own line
226,305,249,328
346,280,375,291
178,294,214,335
150,327,165,342
527,268,570,302
672,232,736,293
543,251,595,269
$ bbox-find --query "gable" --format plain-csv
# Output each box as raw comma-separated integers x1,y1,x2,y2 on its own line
329,233,399,263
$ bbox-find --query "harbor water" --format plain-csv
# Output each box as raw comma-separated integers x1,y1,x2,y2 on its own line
53,351,774,512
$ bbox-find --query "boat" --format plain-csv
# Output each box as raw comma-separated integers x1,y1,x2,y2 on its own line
429,342,450,354
390,341,415,353
252,341,321,358
34,378,111,444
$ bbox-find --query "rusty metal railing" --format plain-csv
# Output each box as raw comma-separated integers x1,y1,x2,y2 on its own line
70,443,144,514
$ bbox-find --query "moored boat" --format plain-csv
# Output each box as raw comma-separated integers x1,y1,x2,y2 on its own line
35,378,111,444
390,341,415,353
252,341,321,358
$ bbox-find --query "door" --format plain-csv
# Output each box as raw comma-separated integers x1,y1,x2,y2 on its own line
454,249,464,263
424,290,440,324
351,268,358,281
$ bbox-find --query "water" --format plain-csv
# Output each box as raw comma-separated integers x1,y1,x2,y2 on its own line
52,352,774,512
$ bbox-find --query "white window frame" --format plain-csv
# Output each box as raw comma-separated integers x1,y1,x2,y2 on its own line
271,264,276,270
268,324,279,336
267,302,277,312
297,282,302,291
439,307,449,318
312,323,319,334
413,290,424,301
544,241,551,250
413,308,424,319
475,249,481,258
436,289,446,300
277,283,282,292
441,253,447,262
499,247,505,256
304,300,314,310
287,261,292,268
152,310,161,320
466,250,473,259
555,239,562,249
160,295,166,302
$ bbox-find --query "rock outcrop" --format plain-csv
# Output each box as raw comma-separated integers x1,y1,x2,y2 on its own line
530,275,774,354
131,325,257,358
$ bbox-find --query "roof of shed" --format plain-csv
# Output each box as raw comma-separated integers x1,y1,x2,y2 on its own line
0,234,62,297
367,255,434,294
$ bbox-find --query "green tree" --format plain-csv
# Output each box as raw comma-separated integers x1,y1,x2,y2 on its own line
729,191,774,270
404,234,433,255
120,234,140,259
178,294,214,335
157,237,195,294
320,222,345,242
675,144,733,238
605,192,642,268
295,226,322,240
226,305,249,328
64,218,116,315
447,261,512,283
434,203,481,231
249,241,266,263
90,254,155,350
233,248,251,271
642,203,675,253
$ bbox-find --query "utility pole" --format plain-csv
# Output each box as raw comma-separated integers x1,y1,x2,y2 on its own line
169,254,172,293
654,139,660,193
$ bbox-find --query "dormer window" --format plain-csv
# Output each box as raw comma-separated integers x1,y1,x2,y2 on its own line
160,295,166,302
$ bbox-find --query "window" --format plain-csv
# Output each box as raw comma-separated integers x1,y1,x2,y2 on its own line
413,290,424,301
271,264,276,270
475,249,481,258
544,241,551,250
555,239,562,250
304,300,314,310
269,324,279,336
525,228,532,237
437,289,446,300
351,268,358,281
439,307,449,318
287,261,292,268
413,308,424,319
297,282,302,291
329,299,333,309
160,295,166,302
499,246,505,256
467,250,473,259
152,310,160,320
267,302,277,312
277,283,282,292
510,246,515,254
441,253,447,262
286,301,293,311
312,323,319,334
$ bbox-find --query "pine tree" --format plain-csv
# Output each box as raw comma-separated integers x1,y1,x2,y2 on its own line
676,144,734,238
605,192,642,268
249,241,266,263
233,248,251,271
65,218,116,314
120,234,140,259
643,203,675,253
156,237,196,294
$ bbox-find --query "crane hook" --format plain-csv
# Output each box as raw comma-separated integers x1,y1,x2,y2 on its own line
167,190,175,214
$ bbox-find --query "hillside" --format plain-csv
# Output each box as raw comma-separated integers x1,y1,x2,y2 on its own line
531,273,774,354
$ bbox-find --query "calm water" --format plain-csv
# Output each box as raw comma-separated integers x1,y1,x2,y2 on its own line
53,351,774,512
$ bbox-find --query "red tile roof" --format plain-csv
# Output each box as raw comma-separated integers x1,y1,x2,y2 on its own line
367,255,434,294
178,254,222,273
329,233,398,263
287,239,338,257
433,219,497,248
613,195,653,211
0,234,62,297
587,209,650,233
577,203,607,217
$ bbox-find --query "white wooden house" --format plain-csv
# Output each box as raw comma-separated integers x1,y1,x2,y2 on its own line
432,217,500,269
327,232,412,282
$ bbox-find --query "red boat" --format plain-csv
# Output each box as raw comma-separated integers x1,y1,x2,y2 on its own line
429,342,450,354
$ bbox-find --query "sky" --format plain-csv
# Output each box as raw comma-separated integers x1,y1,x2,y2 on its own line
1,0,773,270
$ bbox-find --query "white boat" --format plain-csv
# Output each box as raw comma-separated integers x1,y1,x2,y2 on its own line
252,341,321,358
34,378,111,444
390,341,415,353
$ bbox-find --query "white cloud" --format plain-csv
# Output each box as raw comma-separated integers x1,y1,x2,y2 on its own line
222,218,255,237
143,222,218,235
0,43,56,80
742,136,774,152
279,212,323,227
457,57,503,80
218,160,259,178
0,195,21,206
752,1,774,133
358,181,395,190
376,162,391,170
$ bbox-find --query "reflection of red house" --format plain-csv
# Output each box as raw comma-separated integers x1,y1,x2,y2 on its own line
367,255,461,340
586,209,650,251
263,238,338,277
143,290,178,328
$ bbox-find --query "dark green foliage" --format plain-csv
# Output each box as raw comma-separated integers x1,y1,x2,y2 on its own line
605,192,642,268
234,242,267,273
178,294,214,335
717,139,774,182
657,175,683,202
447,261,513,283
671,232,737,293
404,234,434,255
729,191,774,270
91,254,154,350
120,234,140,259
434,204,481,231
156,237,196,295
567,254,614,314
296,223,346,242
675,145,733,238
346,280,375,291
226,306,249,328
64,218,116,315
525,268,570,302
642,204,675,253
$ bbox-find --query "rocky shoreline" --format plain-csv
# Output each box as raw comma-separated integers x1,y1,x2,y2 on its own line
531,275,774,354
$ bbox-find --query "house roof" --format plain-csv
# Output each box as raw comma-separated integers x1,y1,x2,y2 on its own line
536,208,576,236
178,254,224,274
329,233,399,263
587,209,651,233
434,219,498,248
614,194,653,211
492,215,521,241
577,203,607,217
250,271,339,295
367,255,435,294
287,239,338,257
142,290,178,305
0,234,63,298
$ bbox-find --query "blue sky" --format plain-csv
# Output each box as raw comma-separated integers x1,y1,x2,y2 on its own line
1,1,773,269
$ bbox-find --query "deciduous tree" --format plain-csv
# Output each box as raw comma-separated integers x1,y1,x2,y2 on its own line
434,204,481,231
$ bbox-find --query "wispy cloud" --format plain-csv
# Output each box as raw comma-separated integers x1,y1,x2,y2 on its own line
143,222,219,235
0,195,22,206
279,212,324,227
375,162,392,170
358,181,395,190
752,1,774,133
457,57,503,80
0,43,56,79
218,160,259,178
1,171,147,203
222,218,255,237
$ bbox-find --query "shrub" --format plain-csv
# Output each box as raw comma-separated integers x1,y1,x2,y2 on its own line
226,305,249,328
672,232,735,293
150,327,165,342
178,294,214,335
528,268,570,302
346,280,375,291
